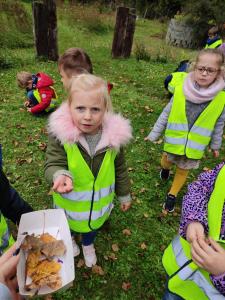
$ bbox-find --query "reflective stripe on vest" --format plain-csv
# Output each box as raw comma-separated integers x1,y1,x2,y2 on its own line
164,80,225,159
205,39,222,49
33,87,58,112
168,72,187,94
61,183,115,202
0,213,14,254
163,165,225,299
53,144,117,233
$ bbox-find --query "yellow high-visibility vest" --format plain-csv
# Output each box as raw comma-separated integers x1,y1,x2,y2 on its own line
164,80,225,159
53,144,117,233
162,165,225,299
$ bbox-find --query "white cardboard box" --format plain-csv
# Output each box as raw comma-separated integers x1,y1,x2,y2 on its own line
17,209,75,296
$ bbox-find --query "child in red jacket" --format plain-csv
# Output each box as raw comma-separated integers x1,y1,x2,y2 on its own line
17,71,58,115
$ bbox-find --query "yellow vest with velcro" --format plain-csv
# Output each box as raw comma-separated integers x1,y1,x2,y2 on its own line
0,213,14,255
205,39,222,49
33,86,59,112
164,80,225,159
162,165,225,300
168,72,187,94
53,144,117,233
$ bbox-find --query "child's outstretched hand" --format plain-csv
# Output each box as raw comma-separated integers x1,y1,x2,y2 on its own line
27,108,32,113
191,237,225,276
53,175,73,193
120,201,131,212
186,221,205,243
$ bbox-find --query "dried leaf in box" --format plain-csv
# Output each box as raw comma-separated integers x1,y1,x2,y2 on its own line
40,233,57,243
31,260,61,283
26,251,41,277
41,240,66,258
21,234,43,251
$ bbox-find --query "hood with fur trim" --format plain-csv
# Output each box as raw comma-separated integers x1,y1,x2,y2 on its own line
47,102,132,153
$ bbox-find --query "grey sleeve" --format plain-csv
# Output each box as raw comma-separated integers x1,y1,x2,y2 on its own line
210,107,225,150
0,283,12,300
146,99,172,142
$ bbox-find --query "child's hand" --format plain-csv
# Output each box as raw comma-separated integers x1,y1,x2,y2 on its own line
120,201,131,212
24,100,30,107
191,238,225,276
53,175,73,193
186,221,205,243
27,108,32,113
144,137,149,141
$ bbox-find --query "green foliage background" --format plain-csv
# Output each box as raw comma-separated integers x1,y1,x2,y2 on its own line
0,1,224,299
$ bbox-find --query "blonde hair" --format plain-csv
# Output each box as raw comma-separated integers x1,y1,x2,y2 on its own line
188,48,225,76
68,74,113,112
16,71,32,88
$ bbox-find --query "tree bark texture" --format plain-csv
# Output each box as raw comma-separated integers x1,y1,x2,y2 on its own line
32,0,58,61
112,6,136,58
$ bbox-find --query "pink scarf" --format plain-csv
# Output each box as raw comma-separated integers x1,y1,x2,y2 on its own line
183,72,225,103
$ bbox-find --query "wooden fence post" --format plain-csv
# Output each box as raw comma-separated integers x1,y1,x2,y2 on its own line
32,0,58,61
122,8,136,58
111,6,136,58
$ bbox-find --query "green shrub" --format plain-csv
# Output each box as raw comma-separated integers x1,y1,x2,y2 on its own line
134,42,151,61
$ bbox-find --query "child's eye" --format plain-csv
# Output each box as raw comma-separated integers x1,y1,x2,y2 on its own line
91,107,100,112
76,106,85,112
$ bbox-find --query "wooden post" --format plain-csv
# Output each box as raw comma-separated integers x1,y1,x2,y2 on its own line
32,1,48,57
112,7,129,58
122,8,136,58
111,6,136,58
46,0,58,61
32,0,58,61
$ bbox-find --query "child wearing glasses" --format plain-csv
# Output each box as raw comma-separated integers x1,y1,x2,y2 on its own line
146,49,225,212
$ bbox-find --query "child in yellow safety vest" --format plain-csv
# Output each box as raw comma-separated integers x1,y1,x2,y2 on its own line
146,48,225,213
205,26,223,49
162,162,225,299
44,74,132,268
17,71,58,114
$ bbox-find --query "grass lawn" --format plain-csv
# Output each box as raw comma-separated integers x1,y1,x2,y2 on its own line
0,2,224,300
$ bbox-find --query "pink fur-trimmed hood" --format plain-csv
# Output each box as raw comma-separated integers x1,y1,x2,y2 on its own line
47,102,132,152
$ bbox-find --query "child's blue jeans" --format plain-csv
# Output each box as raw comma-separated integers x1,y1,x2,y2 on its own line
72,231,97,246
162,285,184,300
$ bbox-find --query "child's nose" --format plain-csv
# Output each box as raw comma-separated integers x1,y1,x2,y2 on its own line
84,110,91,119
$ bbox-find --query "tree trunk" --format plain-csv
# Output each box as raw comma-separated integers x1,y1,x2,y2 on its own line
32,0,58,61
46,0,58,61
112,7,129,58
111,6,136,58
122,8,136,58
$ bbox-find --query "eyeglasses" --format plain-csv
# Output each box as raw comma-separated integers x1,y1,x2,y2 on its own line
196,66,219,76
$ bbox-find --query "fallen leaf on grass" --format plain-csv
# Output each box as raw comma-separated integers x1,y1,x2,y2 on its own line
38,142,47,151
92,265,105,276
27,158,33,164
139,187,147,193
203,167,211,171
77,259,85,268
144,105,154,113
112,243,119,252
140,242,147,250
143,213,149,218
128,167,134,172
122,281,131,291
122,229,131,236
108,252,117,261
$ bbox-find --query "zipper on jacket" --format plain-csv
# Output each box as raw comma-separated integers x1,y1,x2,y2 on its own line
88,154,105,231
